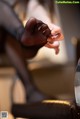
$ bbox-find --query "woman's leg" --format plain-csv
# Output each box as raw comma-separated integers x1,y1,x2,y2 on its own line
5,34,52,103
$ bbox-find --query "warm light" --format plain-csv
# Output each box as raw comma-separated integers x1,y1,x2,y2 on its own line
42,100,70,105
23,20,27,26
71,37,77,46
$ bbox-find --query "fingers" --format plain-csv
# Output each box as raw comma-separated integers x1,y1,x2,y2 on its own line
45,41,60,48
44,24,64,54
45,40,60,55
50,24,64,41
55,47,60,55
51,32,64,41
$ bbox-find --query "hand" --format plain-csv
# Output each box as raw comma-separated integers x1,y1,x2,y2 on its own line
45,24,64,54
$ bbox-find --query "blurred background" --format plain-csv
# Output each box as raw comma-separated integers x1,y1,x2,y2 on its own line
0,0,80,118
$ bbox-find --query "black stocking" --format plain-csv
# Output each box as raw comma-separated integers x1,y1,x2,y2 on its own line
0,1,24,39
5,34,51,103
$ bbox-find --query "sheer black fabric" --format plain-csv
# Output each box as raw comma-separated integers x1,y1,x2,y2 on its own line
5,36,52,103
0,0,53,103
0,0,24,40
2,0,17,6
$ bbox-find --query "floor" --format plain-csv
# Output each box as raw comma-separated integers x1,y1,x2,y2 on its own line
0,63,76,118
31,63,75,100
